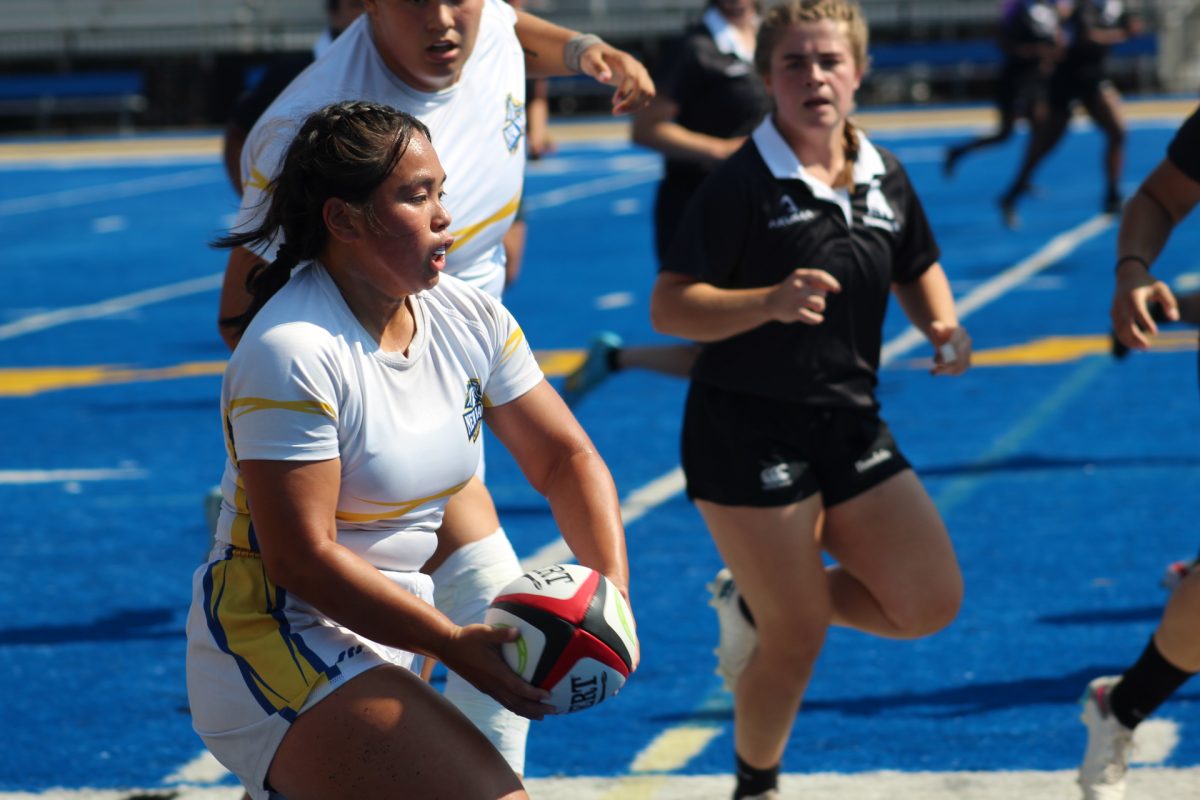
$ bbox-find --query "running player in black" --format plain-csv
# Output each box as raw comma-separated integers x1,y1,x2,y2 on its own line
562,0,771,406
943,0,1062,178
998,0,1141,228
1078,102,1200,800
649,3,971,798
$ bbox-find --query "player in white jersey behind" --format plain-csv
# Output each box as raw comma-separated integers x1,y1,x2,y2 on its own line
212,0,653,774
188,100,634,800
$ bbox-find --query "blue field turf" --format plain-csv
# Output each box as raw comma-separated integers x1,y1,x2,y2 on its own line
1,109,1198,793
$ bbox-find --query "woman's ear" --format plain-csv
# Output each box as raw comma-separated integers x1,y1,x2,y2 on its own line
323,197,360,243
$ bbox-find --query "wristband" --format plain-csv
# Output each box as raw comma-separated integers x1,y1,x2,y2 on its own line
1116,254,1150,271
564,33,605,73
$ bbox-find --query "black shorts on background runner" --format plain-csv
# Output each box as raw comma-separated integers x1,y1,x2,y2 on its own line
682,382,911,508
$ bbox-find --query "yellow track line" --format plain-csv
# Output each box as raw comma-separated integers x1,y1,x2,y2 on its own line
1,333,1194,397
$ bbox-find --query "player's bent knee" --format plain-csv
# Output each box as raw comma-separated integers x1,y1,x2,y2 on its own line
886,580,962,639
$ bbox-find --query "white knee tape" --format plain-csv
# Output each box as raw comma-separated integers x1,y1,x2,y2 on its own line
444,672,531,775
431,528,523,624
432,528,529,774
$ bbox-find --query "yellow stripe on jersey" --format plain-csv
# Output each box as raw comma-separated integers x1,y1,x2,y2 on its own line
229,397,337,421
482,327,530,408
204,550,332,719
245,167,272,193
336,479,471,523
448,192,522,253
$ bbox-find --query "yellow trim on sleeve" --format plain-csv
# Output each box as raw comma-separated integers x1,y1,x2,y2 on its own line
497,328,526,367
245,167,272,193
229,397,337,421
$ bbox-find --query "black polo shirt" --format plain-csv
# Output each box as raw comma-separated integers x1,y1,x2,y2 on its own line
1060,0,1129,76
663,118,940,409
1002,0,1060,68
660,22,772,191
1168,104,1200,183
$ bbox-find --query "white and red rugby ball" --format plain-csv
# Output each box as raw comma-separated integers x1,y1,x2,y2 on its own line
484,564,638,714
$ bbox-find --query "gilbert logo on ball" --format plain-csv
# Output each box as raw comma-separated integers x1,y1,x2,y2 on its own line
485,564,638,714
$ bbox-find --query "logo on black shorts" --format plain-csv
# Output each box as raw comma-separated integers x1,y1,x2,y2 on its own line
760,463,794,490
854,448,893,474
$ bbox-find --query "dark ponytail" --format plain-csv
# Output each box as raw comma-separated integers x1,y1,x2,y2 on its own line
213,100,432,336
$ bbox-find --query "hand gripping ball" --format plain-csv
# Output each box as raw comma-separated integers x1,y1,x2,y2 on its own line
484,564,638,714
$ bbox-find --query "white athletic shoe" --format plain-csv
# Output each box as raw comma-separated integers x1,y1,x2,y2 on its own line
707,568,757,691
1078,675,1135,800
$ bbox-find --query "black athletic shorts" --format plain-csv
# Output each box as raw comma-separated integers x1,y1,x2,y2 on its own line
681,381,912,508
1049,65,1110,110
995,60,1045,118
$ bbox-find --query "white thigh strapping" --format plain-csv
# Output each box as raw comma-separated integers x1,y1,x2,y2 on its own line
431,528,529,774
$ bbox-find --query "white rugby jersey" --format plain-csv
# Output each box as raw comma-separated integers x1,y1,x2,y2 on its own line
235,0,527,299
215,264,543,571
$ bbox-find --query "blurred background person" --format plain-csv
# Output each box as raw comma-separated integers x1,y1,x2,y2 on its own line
942,0,1063,178
998,0,1142,228
563,0,770,407
500,0,556,291
221,0,365,195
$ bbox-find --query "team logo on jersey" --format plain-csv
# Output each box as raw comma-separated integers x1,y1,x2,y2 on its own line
768,195,817,229
861,182,900,232
462,378,484,442
502,94,527,154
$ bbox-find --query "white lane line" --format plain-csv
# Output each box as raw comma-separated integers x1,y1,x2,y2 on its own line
18,765,1200,799
881,213,1113,366
0,466,145,484
0,167,224,217
2,169,655,343
520,467,685,572
164,751,230,784
523,767,1200,799
0,272,224,341
526,154,659,176
596,291,635,310
522,168,660,213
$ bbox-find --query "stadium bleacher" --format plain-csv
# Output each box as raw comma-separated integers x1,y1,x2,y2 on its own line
0,0,1188,130
0,71,145,131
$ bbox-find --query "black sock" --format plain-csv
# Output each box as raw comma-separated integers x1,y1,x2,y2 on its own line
606,346,622,372
734,753,779,799
737,595,756,627
1109,637,1195,729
